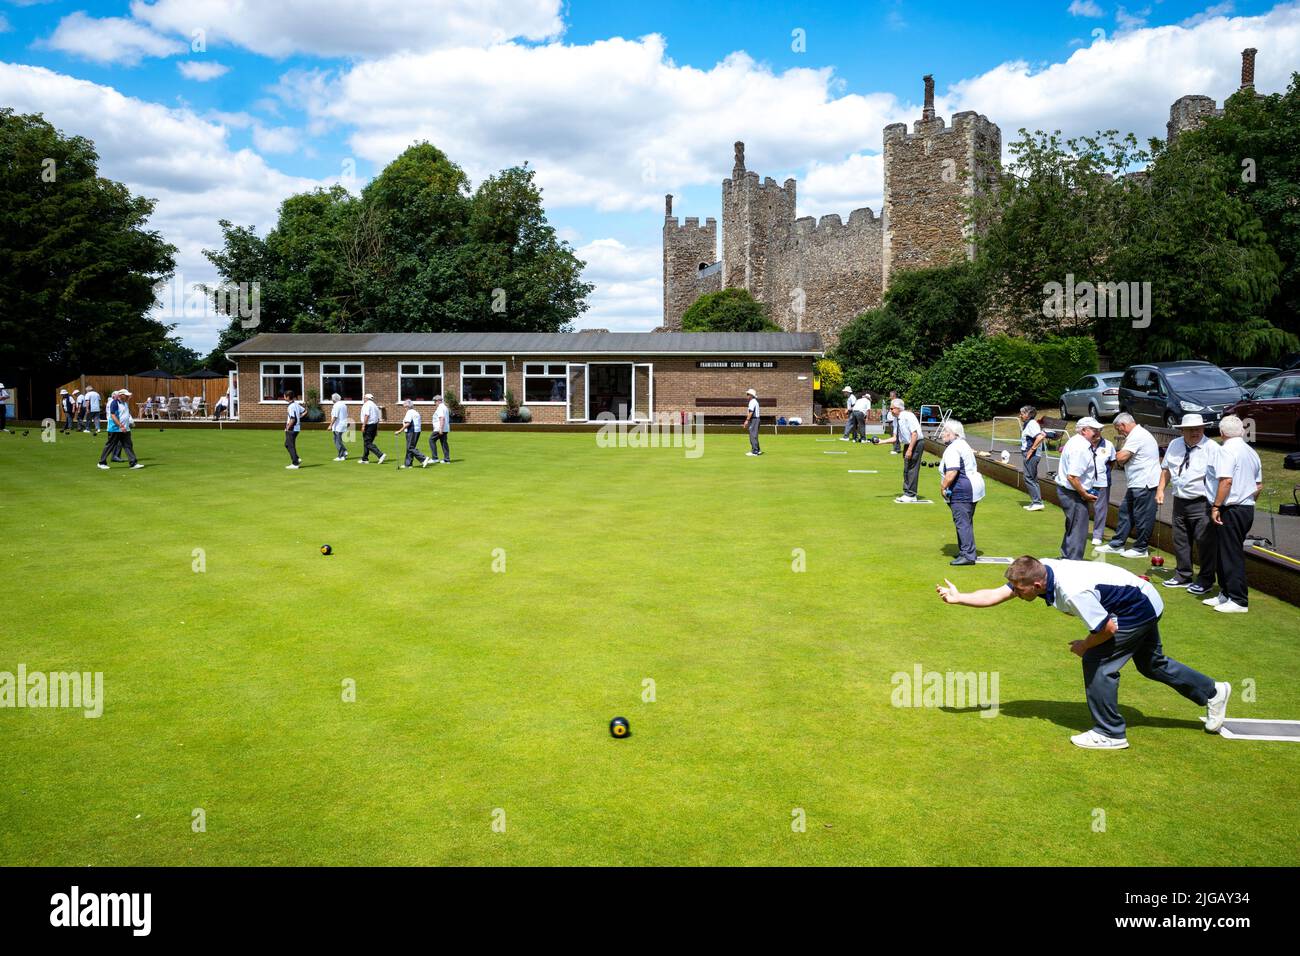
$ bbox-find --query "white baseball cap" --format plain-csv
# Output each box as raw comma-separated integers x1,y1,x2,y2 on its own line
120,389,132,397
1178,413,1206,428
363,392,374,400
745,388,757,397
842,386,853,393
1077,416,1103,430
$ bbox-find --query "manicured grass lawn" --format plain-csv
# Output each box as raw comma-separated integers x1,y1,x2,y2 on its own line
2,425,1297,866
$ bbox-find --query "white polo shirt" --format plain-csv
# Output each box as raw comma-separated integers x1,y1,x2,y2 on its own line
1024,558,1163,633
940,438,986,503
1161,435,1214,500
1206,437,1262,506
1020,418,1042,454
1090,438,1116,489
845,393,856,409
360,400,380,426
402,408,421,432
432,402,450,433
330,402,348,433
851,395,871,415
285,400,305,432
1120,424,1161,489
1055,433,1097,490
747,397,760,419
895,410,920,446
86,390,101,413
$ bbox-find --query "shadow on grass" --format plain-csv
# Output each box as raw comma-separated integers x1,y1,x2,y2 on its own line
941,699,1204,731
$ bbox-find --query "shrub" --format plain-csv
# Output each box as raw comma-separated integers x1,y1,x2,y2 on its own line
831,308,921,398
681,288,780,332
813,358,843,404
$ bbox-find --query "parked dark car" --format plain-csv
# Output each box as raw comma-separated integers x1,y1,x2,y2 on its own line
1240,369,1282,395
1117,361,1245,431
1226,369,1300,446
1223,366,1280,386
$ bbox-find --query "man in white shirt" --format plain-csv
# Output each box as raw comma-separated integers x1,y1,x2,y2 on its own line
839,386,856,441
83,387,102,434
329,393,350,461
849,391,872,444
1087,431,1117,546
743,388,761,457
358,393,385,464
1193,415,1263,613
1098,413,1161,558
395,399,431,469
0,382,9,433
1055,417,1101,560
60,389,74,433
212,393,230,422
429,394,451,464
886,390,901,454
892,399,923,502
1018,405,1045,511
1157,414,1215,589
936,556,1230,749
283,390,305,469
98,390,141,469
72,389,84,431
938,420,986,565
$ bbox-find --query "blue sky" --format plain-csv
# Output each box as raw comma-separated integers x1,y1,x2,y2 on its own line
2,0,1298,352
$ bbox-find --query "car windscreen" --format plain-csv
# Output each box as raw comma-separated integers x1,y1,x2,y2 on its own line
1163,367,1238,390
1101,374,1123,384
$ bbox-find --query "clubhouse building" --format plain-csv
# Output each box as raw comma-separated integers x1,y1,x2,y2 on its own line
226,331,824,425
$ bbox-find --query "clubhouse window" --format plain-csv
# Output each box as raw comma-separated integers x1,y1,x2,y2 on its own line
461,362,506,403
321,362,364,402
399,362,444,403
524,363,567,404
260,362,304,401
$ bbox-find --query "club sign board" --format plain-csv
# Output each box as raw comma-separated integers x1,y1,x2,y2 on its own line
696,361,777,369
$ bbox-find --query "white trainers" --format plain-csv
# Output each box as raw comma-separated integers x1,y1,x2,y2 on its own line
1120,548,1149,559
1091,538,1103,546
358,459,370,464
1093,543,1119,554
894,494,918,503
421,458,431,468
130,463,144,470
745,451,758,457
378,454,387,464
1213,600,1248,614
1202,593,1227,606
839,437,851,442
286,464,299,469
1070,729,1130,750
1205,682,1231,732
96,463,109,470
334,456,345,462
1024,503,1044,511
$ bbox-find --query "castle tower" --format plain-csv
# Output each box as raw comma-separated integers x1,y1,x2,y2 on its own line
662,193,718,329
1167,48,1260,142
881,75,1001,291
721,141,797,305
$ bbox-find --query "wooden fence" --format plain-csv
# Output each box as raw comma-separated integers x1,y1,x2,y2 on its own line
56,375,231,416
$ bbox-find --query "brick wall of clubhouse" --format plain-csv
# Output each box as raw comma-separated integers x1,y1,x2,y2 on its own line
236,355,816,424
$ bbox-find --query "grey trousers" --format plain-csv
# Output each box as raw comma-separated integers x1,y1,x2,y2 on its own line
403,429,427,466
362,423,383,461
429,431,449,461
1111,486,1157,551
1171,497,1210,581
285,430,299,465
949,499,977,561
748,420,760,454
1215,503,1254,606
902,445,923,496
1058,486,1092,560
1022,451,1042,504
332,430,347,457
1082,617,1216,738
1088,485,1110,541
99,431,137,466
842,414,855,439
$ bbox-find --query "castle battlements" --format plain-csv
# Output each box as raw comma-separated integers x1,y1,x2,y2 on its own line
1167,49,1260,142
663,216,717,234
791,207,880,240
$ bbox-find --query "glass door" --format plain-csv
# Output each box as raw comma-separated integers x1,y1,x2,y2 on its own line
589,364,633,420
632,364,652,421
566,364,587,421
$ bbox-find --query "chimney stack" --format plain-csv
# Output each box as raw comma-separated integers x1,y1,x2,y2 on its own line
1240,48,1257,90
665,194,673,217
733,141,746,178
922,74,936,121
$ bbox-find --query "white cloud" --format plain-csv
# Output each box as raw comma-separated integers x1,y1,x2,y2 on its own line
0,63,332,351
43,11,185,65
573,238,662,331
130,0,565,58
1115,5,1151,33
0,14,11,34
950,3,1300,150
297,35,910,217
251,124,301,154
798,153,883,220
1068,1,1105,17
1182,2,1236,28
177,60,229,81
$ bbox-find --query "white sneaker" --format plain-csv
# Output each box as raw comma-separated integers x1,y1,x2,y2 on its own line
1093,543,1120,554
1070,729,1129,750
894,494,918,504
839,437,851,441
1120,548,1149,559
1091,538,1103,546
334,456,345,462
421,458,431,468
1205,682,1231,732
890,450,899,455
130,463,144,470
286,464,299,469
96,463,109,470
358,459,370,464
1213,600,1248,614
378,454,387,464
745,451,758,457
1024,503,1044,511
1202,594,1227,606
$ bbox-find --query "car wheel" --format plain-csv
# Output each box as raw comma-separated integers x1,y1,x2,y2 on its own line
1059,403,1069,420
1088,402,1099,420
1165,413,1179,430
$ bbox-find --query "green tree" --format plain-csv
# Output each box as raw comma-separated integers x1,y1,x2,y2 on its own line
681,287,779,332
883,261,983,365
0,109,176,384
1183,74,1300,343
153,336,201,375
831,307,920,399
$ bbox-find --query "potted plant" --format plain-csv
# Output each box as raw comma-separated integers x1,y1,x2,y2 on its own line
517,406,533,423
445,392,465,424
304,388,326,423
500,389,521,422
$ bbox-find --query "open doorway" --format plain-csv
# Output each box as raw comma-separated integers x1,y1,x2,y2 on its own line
588,363,633,420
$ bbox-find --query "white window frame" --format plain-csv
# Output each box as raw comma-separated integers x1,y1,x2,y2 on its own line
319,361,366,404
259,361,304,404
522,361,568,405
460,361,508,404
398,361,444,404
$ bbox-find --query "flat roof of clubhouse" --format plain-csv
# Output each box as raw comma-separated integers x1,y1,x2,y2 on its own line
226,331,825,357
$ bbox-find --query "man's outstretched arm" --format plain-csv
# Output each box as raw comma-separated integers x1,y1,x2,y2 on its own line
935,579,1017,607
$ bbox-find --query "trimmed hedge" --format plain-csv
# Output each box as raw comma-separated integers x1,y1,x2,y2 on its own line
906,335,1097,422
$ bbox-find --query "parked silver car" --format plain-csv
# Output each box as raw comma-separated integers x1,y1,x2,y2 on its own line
1058,372,1123,420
